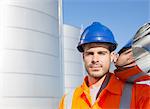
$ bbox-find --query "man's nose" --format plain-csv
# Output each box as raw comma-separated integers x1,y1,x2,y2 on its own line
92,54,99,63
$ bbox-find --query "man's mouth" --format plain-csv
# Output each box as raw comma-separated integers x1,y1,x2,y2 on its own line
90,66,101,71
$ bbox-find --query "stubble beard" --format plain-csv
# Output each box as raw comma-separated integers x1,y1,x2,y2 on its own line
86,67,107,79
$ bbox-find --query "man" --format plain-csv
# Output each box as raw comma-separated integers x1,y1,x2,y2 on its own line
113,23,150,109
59,22,125,109
114,40,150,82
114,22,150,83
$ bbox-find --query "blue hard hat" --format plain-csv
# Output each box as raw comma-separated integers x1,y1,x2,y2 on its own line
77,22,117,52
118,39,133,55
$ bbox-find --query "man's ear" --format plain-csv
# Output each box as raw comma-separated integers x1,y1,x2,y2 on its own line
110,51,119,63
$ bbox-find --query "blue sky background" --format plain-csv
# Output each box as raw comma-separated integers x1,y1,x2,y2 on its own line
62,0,150,51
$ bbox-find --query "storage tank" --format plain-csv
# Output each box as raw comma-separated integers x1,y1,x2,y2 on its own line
0,0,63,109
63,24,84,94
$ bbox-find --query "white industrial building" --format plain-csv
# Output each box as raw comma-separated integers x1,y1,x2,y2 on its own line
0,0,84,109
63,24,84,94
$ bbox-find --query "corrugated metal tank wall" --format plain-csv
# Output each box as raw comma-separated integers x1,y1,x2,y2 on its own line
0,0,62,109
63,24,84,94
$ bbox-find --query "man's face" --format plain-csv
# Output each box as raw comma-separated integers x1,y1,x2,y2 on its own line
115,48,136,68
83,43,113,78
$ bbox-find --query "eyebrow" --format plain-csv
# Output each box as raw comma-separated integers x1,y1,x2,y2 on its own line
98,51,109,54
85,50,108,53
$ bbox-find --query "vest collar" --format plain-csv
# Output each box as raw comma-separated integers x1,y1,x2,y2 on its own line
81,73,123,96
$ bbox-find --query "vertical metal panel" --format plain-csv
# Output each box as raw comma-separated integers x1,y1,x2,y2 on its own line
63,24,84,94
0,0,62,109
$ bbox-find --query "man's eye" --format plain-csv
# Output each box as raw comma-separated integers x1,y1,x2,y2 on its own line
98,52,106,55
86,52,93,55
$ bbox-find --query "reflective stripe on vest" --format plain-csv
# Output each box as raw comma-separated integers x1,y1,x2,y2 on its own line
127,72,147,82
136,80,150,85
120,72,149,108
120,83,133,109
64,89,75,109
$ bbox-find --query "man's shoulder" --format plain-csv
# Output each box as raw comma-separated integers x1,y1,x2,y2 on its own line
65,85,83,98
63,86,83,108
134,83,150,94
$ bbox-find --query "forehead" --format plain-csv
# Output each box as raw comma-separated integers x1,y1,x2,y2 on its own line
83,43,110,51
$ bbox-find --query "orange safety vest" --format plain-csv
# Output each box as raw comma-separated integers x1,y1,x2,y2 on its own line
59,73,150,109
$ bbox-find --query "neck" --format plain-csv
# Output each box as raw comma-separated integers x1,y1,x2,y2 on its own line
88,74,106,88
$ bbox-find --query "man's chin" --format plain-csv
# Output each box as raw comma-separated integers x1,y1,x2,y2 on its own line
88,71,105,78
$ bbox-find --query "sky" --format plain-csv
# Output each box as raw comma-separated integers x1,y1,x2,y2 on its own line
62,0,150,51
